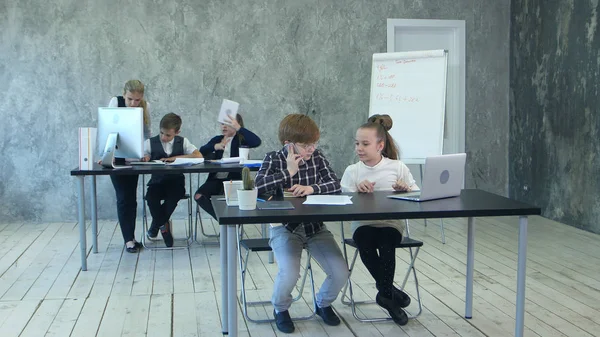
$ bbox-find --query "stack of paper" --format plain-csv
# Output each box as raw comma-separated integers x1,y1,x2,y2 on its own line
303,195,353,205
166,158,205,166
211,157,241,164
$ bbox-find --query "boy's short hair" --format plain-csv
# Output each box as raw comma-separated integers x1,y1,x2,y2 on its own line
278,114,320,145
160,113,182,132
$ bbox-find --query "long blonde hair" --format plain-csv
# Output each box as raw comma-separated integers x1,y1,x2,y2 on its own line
123,80,150,127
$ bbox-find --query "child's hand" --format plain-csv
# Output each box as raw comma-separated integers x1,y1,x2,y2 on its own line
289,184,314,197
225,116,241,131
141,155,151,162
392,180,411,192
161,157,175,163
215,137,231,151
357,180,376,193
285,145,302,177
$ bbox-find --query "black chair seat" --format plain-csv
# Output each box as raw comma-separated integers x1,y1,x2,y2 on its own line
343,237,423,249
239,238,272,252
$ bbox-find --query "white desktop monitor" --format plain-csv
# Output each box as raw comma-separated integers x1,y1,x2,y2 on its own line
97,107,144,160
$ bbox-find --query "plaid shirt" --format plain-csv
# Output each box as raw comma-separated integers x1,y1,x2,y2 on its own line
255,147,341,235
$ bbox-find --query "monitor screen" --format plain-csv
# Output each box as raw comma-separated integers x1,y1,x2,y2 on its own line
97,107,144,160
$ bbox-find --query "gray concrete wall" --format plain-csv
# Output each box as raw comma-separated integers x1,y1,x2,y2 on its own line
0,0,510,222
510,0,600,234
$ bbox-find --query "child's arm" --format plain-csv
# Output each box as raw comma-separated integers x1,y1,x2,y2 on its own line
237,128,261,148
307,151,341,195
200,136,223,157
255,152,290,195
393,162,420,191
340,166,357,192
161,138,203,161
142,139,151,162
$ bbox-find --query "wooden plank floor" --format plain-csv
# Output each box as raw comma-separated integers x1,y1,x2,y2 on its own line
0,215,599,336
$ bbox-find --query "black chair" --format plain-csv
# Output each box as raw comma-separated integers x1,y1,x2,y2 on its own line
339,222,423,322
140,174,193,250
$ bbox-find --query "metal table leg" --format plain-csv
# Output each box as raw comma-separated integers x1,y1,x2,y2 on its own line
465,217,475,318
77,176,87,271
515,216,528,337
91,176,98,253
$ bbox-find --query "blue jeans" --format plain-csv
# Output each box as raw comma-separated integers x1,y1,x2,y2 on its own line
269,225,349,312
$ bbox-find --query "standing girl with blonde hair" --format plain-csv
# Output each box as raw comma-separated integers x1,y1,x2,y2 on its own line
107,79,151,253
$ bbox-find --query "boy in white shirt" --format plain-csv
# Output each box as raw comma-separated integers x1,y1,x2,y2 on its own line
340,114,418,326
143,113,202,247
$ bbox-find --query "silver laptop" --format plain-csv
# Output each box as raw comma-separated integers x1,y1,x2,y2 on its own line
388,153,466,202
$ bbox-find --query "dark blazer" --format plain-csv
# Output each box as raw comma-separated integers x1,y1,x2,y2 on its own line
200,127,261,180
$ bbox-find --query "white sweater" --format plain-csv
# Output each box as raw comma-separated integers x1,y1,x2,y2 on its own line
340,157,419,234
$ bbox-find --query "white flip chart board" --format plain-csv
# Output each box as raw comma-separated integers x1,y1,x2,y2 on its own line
369,50,448,164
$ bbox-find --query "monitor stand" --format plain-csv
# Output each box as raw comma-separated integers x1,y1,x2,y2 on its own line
100,132,131,169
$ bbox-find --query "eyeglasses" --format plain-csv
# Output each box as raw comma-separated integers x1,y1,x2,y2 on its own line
295,143,318,151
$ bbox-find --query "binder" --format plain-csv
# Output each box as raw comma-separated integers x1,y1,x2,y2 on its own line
79,127,97,170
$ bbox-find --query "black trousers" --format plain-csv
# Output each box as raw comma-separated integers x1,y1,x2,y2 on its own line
110,175,139,244
352,226,403,297
194,178,226,220
146,177,186,233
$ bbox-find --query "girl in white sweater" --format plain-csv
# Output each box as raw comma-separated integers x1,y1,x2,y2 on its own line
340,114,419,326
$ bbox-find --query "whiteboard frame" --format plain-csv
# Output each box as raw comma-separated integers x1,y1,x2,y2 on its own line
386,19,466,164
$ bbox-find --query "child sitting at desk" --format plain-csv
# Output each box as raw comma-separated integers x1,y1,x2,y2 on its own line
340,114,419,326
143,113,202,247
255,114,349,334
194,113,261,220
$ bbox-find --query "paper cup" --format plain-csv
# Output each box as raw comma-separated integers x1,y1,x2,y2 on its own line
239,147,250,163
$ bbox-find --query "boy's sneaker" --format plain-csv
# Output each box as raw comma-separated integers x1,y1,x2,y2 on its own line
315,305,341,326
273,310,295,333
376,292,408,326
146,229,159,241
393,286,411,308
160,220,174,247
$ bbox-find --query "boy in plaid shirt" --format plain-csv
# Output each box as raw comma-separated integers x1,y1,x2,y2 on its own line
255,114,349,333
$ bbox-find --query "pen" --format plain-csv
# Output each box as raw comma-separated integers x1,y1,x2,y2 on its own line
267,195,273,201
256,198,266,202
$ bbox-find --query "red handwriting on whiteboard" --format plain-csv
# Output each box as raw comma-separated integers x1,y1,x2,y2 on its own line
377,74,396,80
376,83,397,88
395,59,416,64
375,93,420,103
377,64,388,71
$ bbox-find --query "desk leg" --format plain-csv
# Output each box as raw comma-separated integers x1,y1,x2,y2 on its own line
465,217,475,319
77,176,87,271
91,176,98,254
220,225,228,334
515,216,528,337
227,225,238,337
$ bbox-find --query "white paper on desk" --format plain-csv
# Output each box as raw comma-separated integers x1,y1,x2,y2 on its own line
166,158,205,166
217,99,239,125
303,195,353,205
211,157,241,164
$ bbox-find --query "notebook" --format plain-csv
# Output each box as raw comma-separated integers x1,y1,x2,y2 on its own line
257,201,295,210
388,153,466,202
